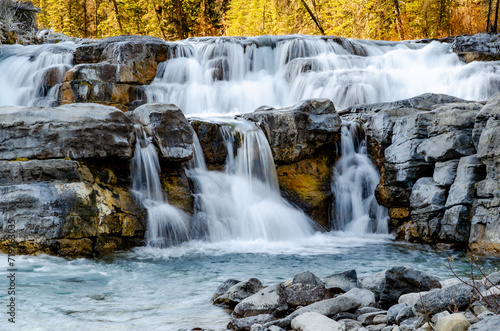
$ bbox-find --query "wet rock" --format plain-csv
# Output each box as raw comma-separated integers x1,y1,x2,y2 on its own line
446,155,485,207
240,98,341,164
233,283,288,317
211,279,241,302
228,314,274,331
324,269,358,293
414,283,480,315
0,104,134,160
190,119,234,166
213,278,264,308
128,103,194,161
0,159,82,185
438,205,471,244
291,312,343,331
379,266,441,309
433,160,459,187
292,271,323,286
453,33,500,62
435,313,470,331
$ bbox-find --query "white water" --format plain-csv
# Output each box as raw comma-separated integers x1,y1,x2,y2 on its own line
131,127,189,247
145,36,500,114
332,121,389,234
188,119,315,242
0,42,76,107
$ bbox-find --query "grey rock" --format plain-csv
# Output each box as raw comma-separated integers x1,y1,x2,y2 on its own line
367,324,388,331
395,306,414,325
446,155,485,208
212,279,241,302
379,266,441,309
285,283,326,309
438,205,471,243
387,304,408,325
228,314,274,331
0,160,82,185
359,271,386,300
410,178,447,213
398,292,426,308
435,313,470,331
477,311,496,320
356,307,384,316
417,131,476,162
431,311,451,324
433,160,459,187
358,311,388,325
469,205,500,251
213,278,264,308
398,316,422,331
292,271,324,286
291,312,343,331
287,293,362,320
324,269,359,293
342,288,376,307
427,104,480,136
233,283,288,318
414,282,480,315
373,315,388,325
128,103,194,161
0,104,134,160
332,312,357,321
240,99,340,163
482,271,500,289
338,319,364,331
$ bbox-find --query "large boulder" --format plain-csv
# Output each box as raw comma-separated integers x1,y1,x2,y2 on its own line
213,278,264,308
414,283,480,315
291,312,343,331
233,283,288,318
452,33,500,62
127,103,193,161
0,103,134,160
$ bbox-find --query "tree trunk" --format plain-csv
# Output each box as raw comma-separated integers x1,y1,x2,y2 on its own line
150,0,167,39
494,0,500,33
393,0,404,39
111,0,123,33
83,0,88,38
300,0,325,35
175,0,187,39
487,0,493,32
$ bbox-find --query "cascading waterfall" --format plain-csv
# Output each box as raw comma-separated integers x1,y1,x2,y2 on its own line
131,126,189,247
0,42,76,107
188,119,315,241
332,121,388,234
145,36,500,114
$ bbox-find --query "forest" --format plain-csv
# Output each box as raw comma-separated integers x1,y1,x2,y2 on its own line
26,0,500,41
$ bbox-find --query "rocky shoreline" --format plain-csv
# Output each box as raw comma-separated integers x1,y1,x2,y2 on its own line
207,266,500,331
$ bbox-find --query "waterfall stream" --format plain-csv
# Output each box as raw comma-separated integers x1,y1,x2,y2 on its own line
332,121,388,234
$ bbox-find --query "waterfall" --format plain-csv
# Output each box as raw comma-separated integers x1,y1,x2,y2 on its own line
188,119,315,241
331,121,388,234
145,36,500,114
0,42,76,107
131,127,189,247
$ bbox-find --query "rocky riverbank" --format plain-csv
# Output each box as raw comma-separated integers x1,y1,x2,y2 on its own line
208,267,500,331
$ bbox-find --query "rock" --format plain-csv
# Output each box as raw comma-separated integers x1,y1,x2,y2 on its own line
477,311,496,320
288,293,362,320
472,304,490,316
395,306,415,325
356,307,384,316
324,269,359,293
438,205,471,244
190,119,235,166
233,283,288,318
478,286,500,312
417,132,476,162
211,279,241,302
414,283,479,315
358,311,388,325
213,278,264,308
128,103,194,161
379,266,441,309
445,155,485,208
440,279,462,288
373,315,388,325
332,312,357,321
387,303,409,324
410,178,447,213
240,98,341,164
342,288,376,307
292,271,323,286
291,312,343,331
0,159,82,185
367,324,388,331
360,271,386,300
399,316,423,331
452,33,500,62
228,314,274,331
285,283,326,309
432,311,451,324
338,319,363,331
433,160,459,187
0,104,134,160
435,313,470,331
398,292,426,309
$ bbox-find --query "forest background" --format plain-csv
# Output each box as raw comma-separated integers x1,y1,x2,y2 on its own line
31,0,498,41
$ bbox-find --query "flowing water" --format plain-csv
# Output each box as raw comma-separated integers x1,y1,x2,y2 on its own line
2,36,500,330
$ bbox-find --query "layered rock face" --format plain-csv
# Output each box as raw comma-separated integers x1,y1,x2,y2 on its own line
0,102,193,257
344,92,500,253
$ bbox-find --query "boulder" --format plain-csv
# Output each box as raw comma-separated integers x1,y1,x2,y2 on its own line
240,98,341,164
292,271,323,286
213,278,264,308
387,303,409,324
211,279,241,302
468,314,500,331
395,306,415,325
359,271,386,300
324,269,358,293
291,312,343,331
438,205,471,244
190,119,236,166
358,311,388,325
341,288,376,307
414,283,479,315
379,266,441,309
285,283,326,309
435,313,470,331
228,314,274,331
445,155,485,208
233,283,288,318
128,103,194,161
452,33,500,62
0,103,134,160
433,160,459,187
